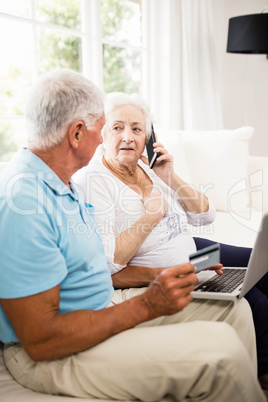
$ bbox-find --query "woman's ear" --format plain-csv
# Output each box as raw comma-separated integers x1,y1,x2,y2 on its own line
68,121,84,149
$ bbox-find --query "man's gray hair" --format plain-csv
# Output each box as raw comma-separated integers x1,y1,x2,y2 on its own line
25,69,104,150
104,92,153,141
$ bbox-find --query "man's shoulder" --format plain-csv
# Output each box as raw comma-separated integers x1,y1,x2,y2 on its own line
0,160,50,217
1,161,43,189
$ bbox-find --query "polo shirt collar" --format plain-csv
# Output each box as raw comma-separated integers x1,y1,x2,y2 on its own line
15,148,79,199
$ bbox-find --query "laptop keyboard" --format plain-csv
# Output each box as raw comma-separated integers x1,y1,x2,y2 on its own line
194,268,247,293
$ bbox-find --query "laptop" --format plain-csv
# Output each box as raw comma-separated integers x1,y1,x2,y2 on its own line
191,213,268,301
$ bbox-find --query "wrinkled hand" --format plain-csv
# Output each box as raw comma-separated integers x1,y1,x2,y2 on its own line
206,264,224,276
141,141,174,185
142,191,168,219
140,263,198,318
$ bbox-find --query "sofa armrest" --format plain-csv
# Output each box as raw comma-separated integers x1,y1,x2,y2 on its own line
248,156,268,212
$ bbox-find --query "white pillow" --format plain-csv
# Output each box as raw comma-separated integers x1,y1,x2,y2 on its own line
156,130,192,183
178,127,254,212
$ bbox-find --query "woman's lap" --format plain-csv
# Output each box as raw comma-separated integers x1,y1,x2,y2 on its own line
193,237,252,266
193,237,268,376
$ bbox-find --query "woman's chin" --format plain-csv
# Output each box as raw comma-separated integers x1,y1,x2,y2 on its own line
118,154,139,165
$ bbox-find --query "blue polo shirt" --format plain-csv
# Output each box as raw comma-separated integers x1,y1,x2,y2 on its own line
0,149,114,343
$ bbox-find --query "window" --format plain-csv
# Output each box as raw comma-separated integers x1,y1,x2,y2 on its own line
101,0,142,94
0,0,142,161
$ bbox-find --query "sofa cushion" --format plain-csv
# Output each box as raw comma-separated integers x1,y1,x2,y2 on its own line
158,127,254,212
188,210,262,247
156,131,192,183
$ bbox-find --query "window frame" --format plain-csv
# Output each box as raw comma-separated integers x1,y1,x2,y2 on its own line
0,0,143,161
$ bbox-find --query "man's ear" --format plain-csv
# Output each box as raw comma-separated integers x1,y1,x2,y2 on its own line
68,121,84,149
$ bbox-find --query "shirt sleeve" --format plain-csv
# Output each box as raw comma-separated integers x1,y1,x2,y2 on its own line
74,166,126,275
0,180,67,298
181,197,216,226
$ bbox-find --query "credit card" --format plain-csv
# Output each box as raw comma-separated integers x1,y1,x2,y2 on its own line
189,243,220,273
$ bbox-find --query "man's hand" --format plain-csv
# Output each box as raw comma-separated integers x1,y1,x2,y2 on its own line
140,263,198,318
0,264,197,362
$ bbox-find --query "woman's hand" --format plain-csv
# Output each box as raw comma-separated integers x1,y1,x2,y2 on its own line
114,192,168,266
141,141,174,185
207,264,224,276
142,191,168,220
141,139,209,214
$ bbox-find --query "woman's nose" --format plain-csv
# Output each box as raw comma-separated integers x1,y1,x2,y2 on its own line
122,126,134,142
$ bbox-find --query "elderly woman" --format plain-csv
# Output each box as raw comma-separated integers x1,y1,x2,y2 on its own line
74,92,268,385
75,93,217,272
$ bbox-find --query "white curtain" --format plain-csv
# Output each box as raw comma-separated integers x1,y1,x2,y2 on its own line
142,0,223,131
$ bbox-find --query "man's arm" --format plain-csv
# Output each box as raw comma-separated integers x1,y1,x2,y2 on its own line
0,263,197,362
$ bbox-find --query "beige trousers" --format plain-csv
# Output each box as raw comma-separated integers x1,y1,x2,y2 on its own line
4,289,265,402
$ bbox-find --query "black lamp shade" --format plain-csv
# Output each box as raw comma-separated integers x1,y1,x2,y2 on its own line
227,14,268,54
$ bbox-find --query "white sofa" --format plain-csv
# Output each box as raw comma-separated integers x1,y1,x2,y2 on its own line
1,126,267,401
157,126,268,247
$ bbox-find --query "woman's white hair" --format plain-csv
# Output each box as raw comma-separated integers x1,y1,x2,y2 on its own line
103,92,153,142
25,69,104,150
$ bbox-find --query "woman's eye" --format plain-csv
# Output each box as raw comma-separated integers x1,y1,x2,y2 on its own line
113,126,121,131
133,127,141,132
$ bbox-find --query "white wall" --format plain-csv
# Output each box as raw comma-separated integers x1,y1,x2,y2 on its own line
212,0,268,156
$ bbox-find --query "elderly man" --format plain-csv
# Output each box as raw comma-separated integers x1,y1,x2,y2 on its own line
0,69,265,402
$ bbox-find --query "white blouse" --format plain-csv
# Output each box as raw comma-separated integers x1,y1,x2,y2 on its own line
73,147,216,274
